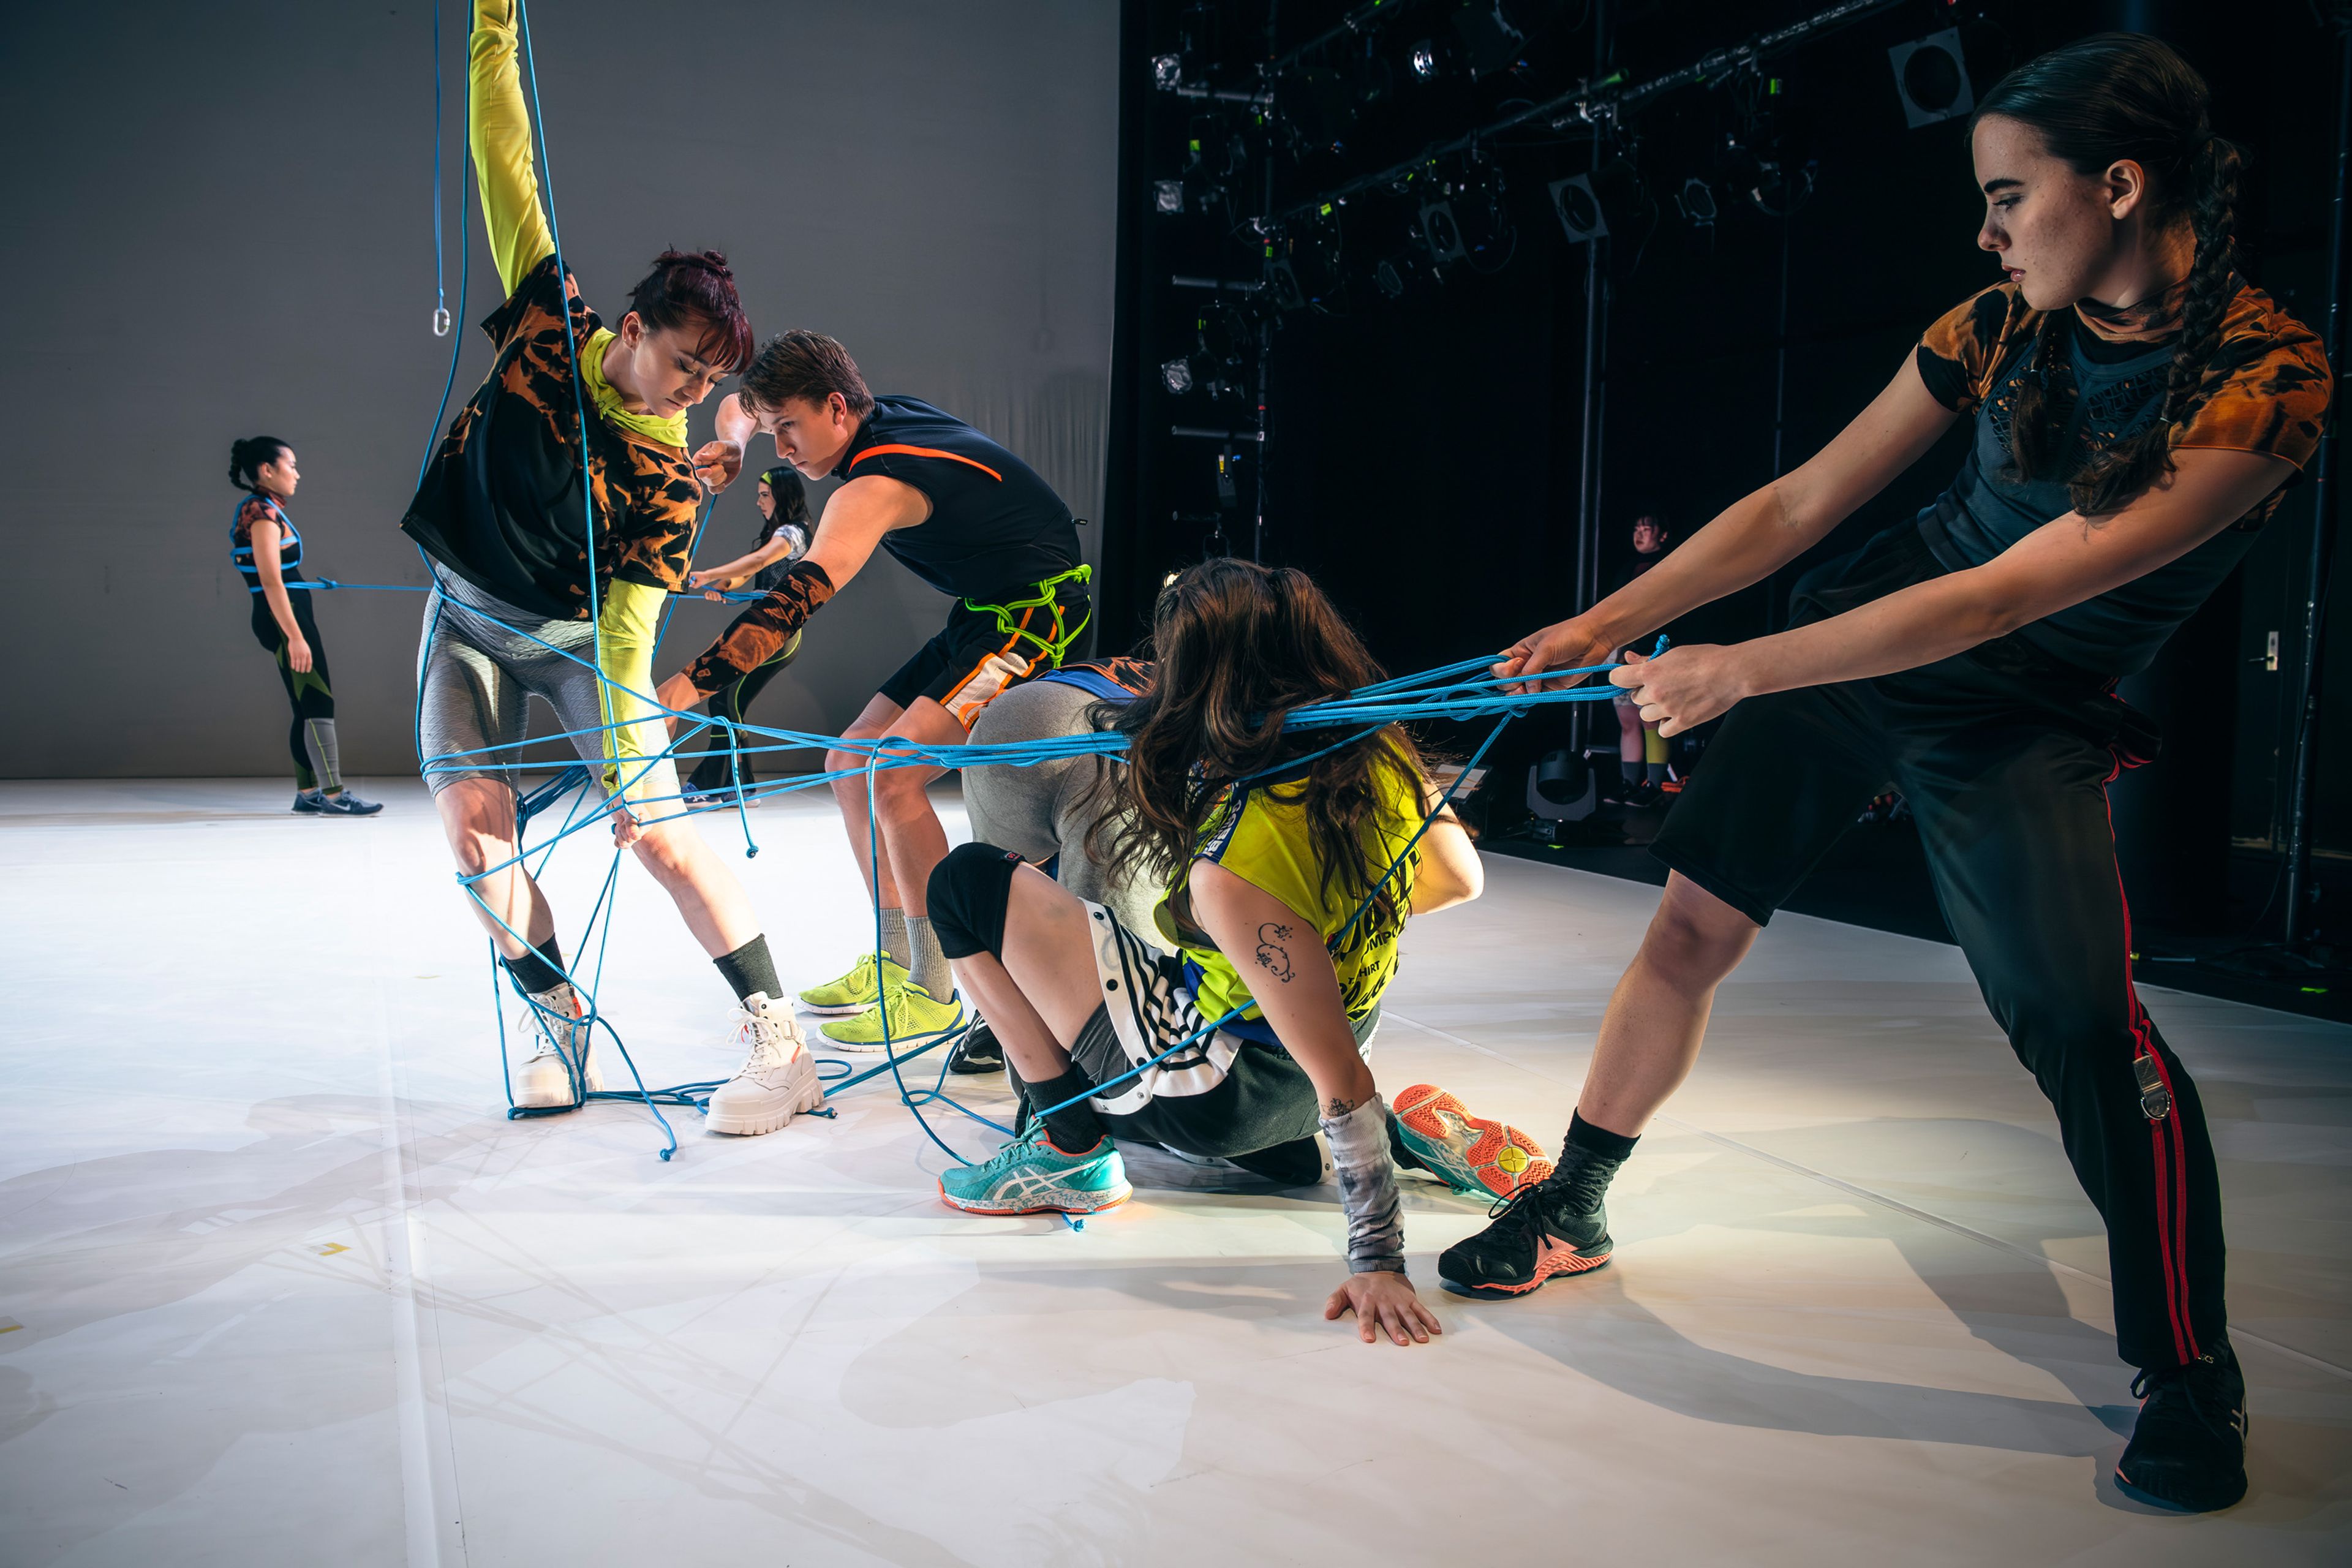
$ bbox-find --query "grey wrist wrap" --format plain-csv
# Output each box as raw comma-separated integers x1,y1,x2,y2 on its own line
1321,1095,1406,1275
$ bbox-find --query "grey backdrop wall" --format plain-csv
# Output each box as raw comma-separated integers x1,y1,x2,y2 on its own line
0,1,1118,778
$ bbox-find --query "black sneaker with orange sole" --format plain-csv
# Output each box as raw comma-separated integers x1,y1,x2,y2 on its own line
1437,1178,1615,1298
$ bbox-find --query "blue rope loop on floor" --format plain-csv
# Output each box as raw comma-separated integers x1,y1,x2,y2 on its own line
408,2,1646,1176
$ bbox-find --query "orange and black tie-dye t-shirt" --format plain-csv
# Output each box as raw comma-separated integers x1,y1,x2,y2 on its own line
400,254,704,621
1903,278,2331,674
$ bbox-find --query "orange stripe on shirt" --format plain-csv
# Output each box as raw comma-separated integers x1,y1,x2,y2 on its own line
849,444,1004,482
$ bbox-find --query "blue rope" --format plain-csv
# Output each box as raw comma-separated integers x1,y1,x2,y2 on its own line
401,2,1645,1171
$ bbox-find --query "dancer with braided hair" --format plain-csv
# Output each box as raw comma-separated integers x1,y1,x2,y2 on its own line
1447,34,2329,1510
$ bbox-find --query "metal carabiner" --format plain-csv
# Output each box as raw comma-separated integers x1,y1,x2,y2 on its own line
432,306,453,337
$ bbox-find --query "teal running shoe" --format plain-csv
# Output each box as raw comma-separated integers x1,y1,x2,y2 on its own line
938,1123,1132,1216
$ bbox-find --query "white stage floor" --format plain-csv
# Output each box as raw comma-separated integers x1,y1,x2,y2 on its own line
2,778,2346,1566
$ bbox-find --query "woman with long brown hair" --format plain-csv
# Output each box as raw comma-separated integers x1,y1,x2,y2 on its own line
924,558,1551,1347
1448,34,2329,1509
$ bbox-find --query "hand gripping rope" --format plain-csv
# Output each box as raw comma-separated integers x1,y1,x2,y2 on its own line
399,2,1645,1175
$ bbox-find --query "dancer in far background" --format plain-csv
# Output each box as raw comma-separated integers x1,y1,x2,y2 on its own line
681,466,813,809
227,436,382,817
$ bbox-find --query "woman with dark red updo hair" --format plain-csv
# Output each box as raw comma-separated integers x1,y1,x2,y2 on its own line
394,0,816,1138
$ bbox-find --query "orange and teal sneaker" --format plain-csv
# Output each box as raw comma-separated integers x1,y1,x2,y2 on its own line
1391,1084,1556,1200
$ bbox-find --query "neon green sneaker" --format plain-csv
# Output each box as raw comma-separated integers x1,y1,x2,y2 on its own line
938,1122,1131,1215
818,979,968,1054
797,952,908,1016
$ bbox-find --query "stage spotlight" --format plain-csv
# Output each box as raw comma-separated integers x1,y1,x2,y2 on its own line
1162,358,1196,394
1548,174,1608,243
1888,29,1973,128
1452,2,1525,80
1152,53,1183,91
1676,176,1717,228
1410,39,1439,79
1419,201,1466,265
1154,179,1186,214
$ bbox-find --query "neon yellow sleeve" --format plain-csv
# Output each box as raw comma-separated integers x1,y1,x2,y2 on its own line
595,579,669,804
469,0,555,296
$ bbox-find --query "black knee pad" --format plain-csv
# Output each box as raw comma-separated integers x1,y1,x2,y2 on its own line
927,842,1026,960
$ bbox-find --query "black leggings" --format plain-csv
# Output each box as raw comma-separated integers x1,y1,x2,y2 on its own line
249,586,336,789
686,631,802,791
1653,526,2224,1371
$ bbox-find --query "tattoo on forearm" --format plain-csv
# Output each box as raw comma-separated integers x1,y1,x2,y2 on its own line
1254,922,1295,982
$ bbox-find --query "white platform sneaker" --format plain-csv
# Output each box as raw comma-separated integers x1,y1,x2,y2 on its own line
705,993,825,1136
513,984,601,1107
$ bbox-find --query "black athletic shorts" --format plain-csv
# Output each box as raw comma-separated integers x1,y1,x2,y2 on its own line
1651,521,2158,927
878,582,1091,729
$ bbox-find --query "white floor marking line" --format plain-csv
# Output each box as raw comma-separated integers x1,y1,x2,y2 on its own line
1384,1008,2352,1384
374,958,471,1562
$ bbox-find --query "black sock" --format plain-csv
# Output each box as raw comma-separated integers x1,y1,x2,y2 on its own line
1553,1110,1638,1212
1027,1066,1107,1151
505,934,567,995
713,934,782,1003
1566,1110,1639,1163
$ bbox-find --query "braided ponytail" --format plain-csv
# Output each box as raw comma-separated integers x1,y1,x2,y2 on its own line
2062,134,2242,515
1975,34,2242,516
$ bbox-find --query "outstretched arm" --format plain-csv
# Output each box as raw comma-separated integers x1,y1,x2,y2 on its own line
468,0,555,296
689,527,803,597
657,473,925,710
1618,447,2297,734
1498,356,1959,690
1189,863,1441,1347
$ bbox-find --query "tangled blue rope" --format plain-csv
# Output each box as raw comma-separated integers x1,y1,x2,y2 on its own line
391,1,1638,1175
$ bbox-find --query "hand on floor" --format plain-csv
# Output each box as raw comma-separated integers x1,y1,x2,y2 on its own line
1325,1271,1442,1346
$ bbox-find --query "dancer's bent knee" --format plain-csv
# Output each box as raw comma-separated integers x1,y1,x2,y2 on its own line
929,842,1025,961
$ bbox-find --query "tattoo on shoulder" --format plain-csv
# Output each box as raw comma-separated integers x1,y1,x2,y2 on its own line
1254,922,1295,982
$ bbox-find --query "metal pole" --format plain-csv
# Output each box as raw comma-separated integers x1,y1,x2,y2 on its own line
2283,19,2352,948
1768,203,1795,629
1570,2,1612,755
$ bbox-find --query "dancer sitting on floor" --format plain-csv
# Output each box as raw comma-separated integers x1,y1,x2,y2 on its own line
227,437,382,817
656,331,1091,1057
946,654,1161,1074
679,465,813,809
1446,34,2329,1510
396,0,817,1134
925,559,1554,1348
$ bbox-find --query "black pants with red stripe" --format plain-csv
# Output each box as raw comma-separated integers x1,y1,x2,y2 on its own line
1650,528,2226,1371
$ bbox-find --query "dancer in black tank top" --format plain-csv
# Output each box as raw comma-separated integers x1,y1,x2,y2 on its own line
1444,35,2327,1513
660,331,1090,1049
225,437,380,816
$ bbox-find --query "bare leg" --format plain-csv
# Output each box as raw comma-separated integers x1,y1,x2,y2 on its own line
1576,871,1761,1135
946,864,1105,1081
827,692,910,908
434,777,551,960
828,694,970,919
627,815,763,957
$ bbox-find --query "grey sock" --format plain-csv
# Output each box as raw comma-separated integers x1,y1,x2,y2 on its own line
303,718,343,793
1645,761,1667,786
906,914,952,998
876,907,912,969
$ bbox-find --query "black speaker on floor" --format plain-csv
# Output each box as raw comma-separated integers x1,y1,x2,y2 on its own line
1527,748,1598,823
